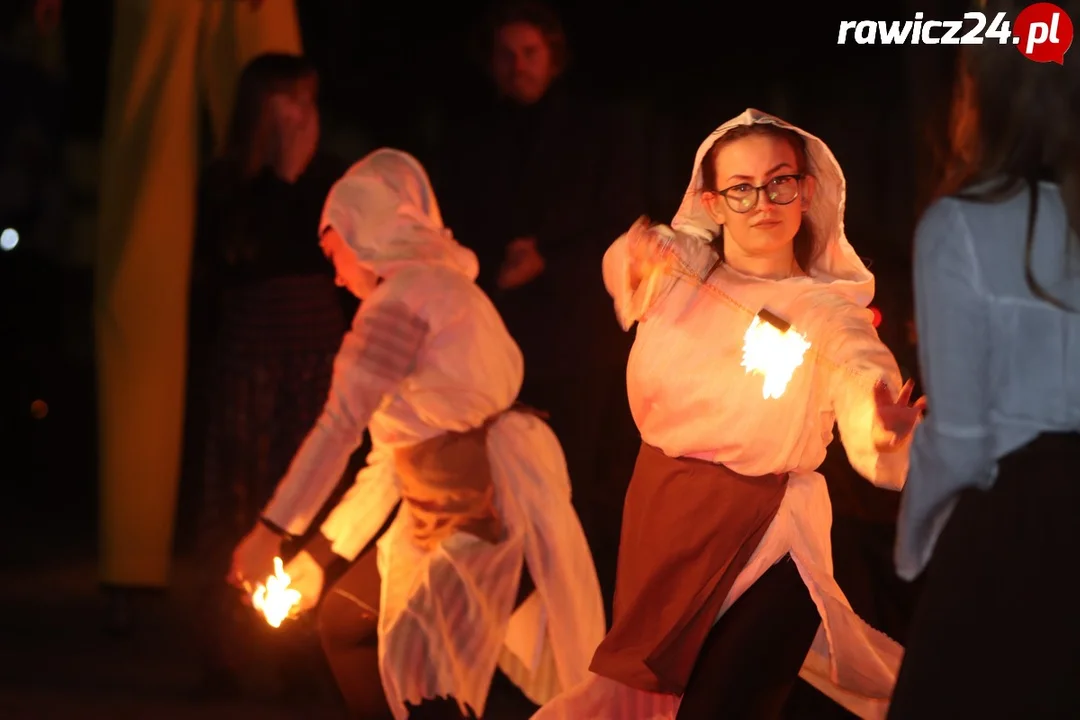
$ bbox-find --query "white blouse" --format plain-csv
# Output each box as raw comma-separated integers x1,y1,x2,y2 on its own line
896,182,1080,580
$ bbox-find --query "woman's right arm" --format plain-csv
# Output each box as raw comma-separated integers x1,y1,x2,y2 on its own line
602,218,715,330
260,296,429,537
895,199,994,580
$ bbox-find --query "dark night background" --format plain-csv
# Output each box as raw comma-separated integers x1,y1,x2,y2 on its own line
0,0,968,716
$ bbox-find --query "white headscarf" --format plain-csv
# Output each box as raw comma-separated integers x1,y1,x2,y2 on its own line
672,109,875,305
320,148,480,280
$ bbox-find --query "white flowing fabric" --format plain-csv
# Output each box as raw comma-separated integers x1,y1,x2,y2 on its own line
532,109,908,720
261,149,605,718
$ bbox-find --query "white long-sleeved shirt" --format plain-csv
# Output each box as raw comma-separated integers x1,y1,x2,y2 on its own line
896,182,1080,580
261,263,605,718
533,232,909,720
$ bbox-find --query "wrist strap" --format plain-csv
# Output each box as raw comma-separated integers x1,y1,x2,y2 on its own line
304,532,344,571
258,516,292,540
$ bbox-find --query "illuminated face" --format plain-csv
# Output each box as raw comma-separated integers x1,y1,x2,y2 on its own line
289,80,319,130
492,22,557,106
269,79,320,162
701,133,814,261
320,227,379,299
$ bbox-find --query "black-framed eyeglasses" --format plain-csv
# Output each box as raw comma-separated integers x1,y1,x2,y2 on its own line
715,174,803,213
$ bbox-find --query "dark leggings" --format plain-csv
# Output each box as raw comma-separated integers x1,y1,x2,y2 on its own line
316,538,536,719
676,556,821,720
316,544,389,719
888,433,1080,719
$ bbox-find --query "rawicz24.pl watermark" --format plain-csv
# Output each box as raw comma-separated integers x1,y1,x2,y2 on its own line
837,2,1074,64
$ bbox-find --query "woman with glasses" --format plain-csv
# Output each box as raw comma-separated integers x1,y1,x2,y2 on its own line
531,109,923,719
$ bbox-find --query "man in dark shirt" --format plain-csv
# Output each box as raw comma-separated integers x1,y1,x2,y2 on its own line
433,1,647,614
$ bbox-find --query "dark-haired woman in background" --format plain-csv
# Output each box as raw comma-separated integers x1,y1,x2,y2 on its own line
890,2,1080,717
188,51,351,695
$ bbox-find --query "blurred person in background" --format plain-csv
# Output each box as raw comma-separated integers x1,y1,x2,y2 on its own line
1,0,66,264
433,0,647,615
891,1,1080,715
188,51,351,699
0,0,87,571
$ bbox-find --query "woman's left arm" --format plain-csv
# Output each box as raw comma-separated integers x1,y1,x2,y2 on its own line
827,304,913,490
895,199,995,579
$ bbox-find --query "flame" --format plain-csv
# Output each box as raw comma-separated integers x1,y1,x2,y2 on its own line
251,556,301,628
741,315,811,399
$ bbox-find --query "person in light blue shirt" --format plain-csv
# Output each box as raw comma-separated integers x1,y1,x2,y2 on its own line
890,2,1080,716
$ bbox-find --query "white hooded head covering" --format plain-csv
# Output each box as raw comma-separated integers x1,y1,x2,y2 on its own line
672,109,875,306
320,148,480,281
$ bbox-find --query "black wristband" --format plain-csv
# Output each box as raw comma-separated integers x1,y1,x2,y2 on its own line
258,516,291,539
304,531,344,571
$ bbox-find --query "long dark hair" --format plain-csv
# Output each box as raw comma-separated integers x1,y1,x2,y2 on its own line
699,123,820,272
220,52,318,182
935,0,1080,310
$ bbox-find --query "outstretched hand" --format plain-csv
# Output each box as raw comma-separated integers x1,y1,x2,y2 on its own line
873,379,926,451
626,215,675,288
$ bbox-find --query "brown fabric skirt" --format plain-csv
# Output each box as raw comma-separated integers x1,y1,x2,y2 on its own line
589,442,789,695
394,403,548,552
395,414,504,552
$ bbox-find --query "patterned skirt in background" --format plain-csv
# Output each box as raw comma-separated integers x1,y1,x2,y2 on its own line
191,274,349,696
197,274,348,554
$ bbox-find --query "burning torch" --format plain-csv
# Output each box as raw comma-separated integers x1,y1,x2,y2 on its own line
248,556,302,628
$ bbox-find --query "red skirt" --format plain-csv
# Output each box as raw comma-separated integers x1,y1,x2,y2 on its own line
589,442,789,695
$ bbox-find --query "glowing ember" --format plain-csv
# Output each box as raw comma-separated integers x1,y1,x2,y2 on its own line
251,556,301,628
741,314,811,399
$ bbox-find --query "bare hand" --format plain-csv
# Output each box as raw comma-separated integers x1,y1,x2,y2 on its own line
497,237,546,289
283,550,324,613
873,379,927,451
626,215,675,287
228,523,282,590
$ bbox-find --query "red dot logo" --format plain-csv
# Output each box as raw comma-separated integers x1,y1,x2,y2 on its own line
1014,3,1074,64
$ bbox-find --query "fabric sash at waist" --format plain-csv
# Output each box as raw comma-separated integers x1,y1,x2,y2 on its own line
393,403,545,552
